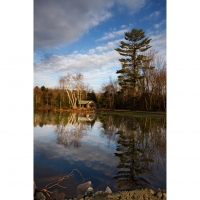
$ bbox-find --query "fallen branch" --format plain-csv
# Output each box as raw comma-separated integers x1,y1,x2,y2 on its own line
36,169,85,200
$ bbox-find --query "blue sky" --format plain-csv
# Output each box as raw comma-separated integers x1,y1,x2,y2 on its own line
34,0,166,92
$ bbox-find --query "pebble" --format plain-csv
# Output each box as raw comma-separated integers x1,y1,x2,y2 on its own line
105,186,112,194
149,189,154,195
162,189,166,193
163,193,167,198
85,187,94,197
157,192,162,198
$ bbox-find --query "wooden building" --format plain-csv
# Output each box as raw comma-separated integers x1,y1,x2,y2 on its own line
78,100,96,110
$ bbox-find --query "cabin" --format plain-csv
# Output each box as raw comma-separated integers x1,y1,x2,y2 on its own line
78,100,96,110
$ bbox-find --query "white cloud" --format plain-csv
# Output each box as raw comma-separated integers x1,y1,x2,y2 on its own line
120,25,127,29
154,20,166,29
140,11,161,21
148,30,166,58
95,39,122,52
97,29,128,41
150,11,161,18
34,41,122,73
34,72,59,88
116,0,147,14
34,45,121,91
89,49,95,54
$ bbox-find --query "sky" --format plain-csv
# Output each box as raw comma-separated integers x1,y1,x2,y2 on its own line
34,0,166,92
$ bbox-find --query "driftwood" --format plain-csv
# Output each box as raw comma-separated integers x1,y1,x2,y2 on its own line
36,169,85,200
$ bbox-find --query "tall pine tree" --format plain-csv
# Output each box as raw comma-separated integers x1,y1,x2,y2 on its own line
116,29,152,110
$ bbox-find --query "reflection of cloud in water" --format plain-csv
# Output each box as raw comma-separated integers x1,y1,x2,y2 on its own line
34,125,56,139
34,132,118,176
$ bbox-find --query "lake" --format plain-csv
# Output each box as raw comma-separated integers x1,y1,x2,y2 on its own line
34,111,166,197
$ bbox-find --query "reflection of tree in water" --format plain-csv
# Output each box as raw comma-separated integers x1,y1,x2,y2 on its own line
98,114,122,146
34,110,53,127
113,129,154,190
54,112,96,148
99,114,166,190
135,118,166,174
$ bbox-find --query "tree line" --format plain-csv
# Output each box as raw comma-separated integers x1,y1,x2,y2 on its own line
34,28,166,112
34,74,97,110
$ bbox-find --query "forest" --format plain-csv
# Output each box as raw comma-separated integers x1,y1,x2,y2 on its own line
34,29,166,112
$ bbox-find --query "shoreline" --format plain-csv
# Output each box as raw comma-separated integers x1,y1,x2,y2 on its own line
34,107,166,116
34,186,167,200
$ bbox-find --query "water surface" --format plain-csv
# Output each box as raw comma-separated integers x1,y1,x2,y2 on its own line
34,111,166,196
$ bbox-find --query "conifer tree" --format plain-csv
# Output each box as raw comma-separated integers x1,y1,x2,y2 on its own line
115,29,152,110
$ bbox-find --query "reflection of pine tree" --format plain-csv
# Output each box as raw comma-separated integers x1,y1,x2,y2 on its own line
113,130,154,190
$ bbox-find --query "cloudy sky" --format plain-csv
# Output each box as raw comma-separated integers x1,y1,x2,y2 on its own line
34,0,166,92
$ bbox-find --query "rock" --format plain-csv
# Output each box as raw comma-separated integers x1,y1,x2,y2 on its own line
163,193,167,200
35,192,46,200
157,192,162,198
94,191,103,195
162,189,166,193
149,189,154,195
105,186,112,194
85,187,94,197
157,188,161,192
76,181,92,195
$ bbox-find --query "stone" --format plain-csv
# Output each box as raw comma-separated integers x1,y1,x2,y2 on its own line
35,192,46,200
85,187,94,197
105,186,112,194
94,191,103,195
163,193,167,199
157,192,162,198
157,188,161,192
149,189,154,195
162,189,166,193
76,181,92,195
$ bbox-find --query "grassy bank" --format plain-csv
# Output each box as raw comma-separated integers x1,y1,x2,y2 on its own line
97,109,166,118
